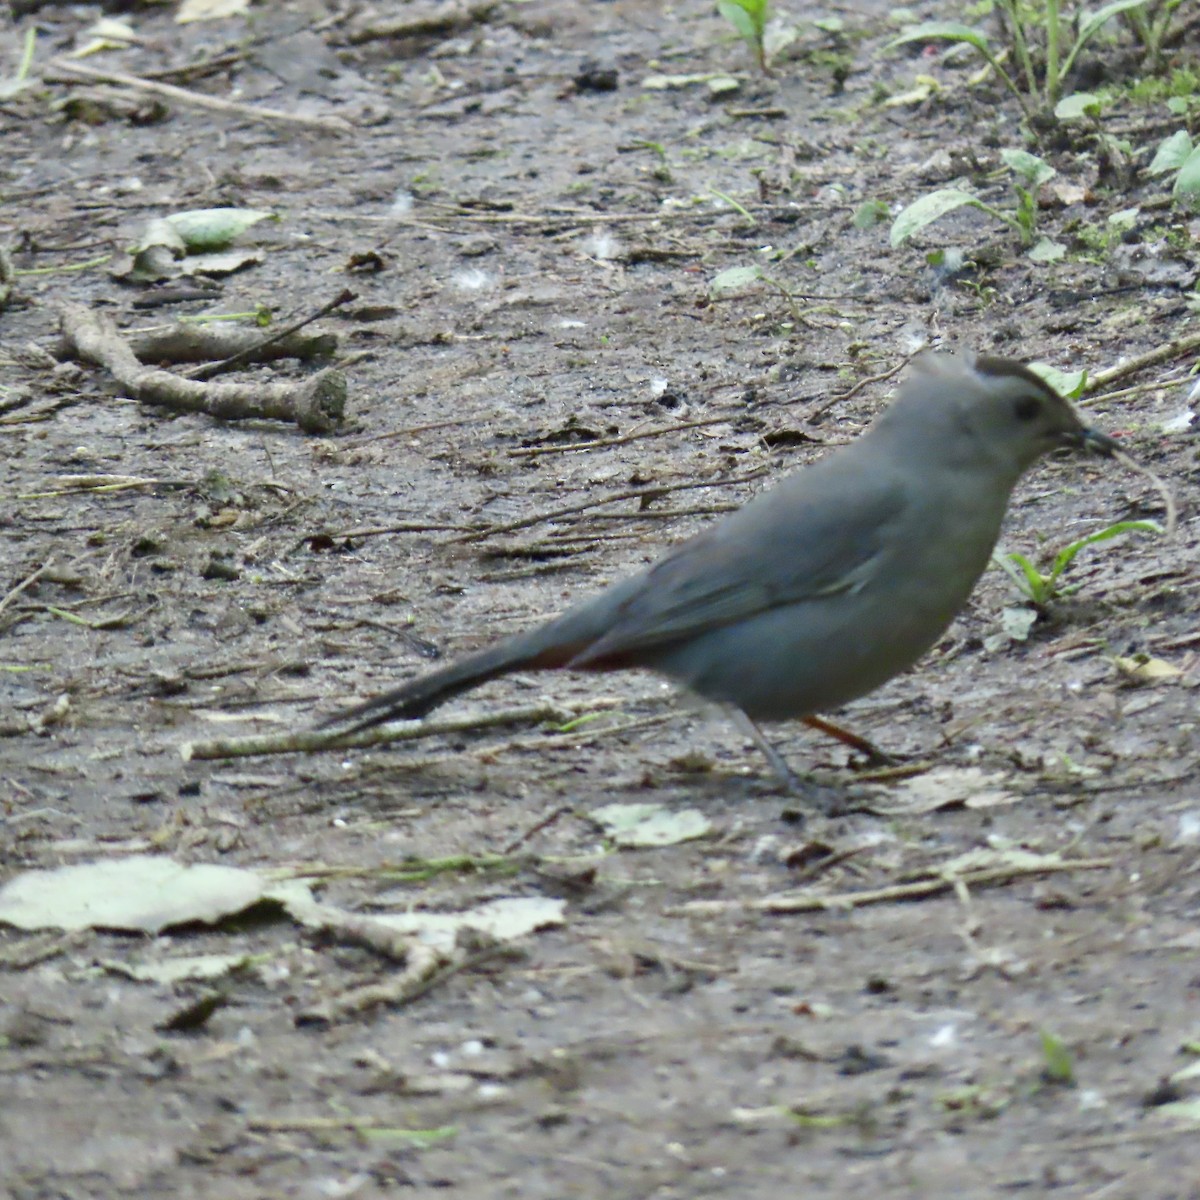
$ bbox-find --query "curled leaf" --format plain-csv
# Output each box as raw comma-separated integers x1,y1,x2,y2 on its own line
165,207,276,251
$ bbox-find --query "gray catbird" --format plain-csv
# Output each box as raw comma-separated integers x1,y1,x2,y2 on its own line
320,353,1118,784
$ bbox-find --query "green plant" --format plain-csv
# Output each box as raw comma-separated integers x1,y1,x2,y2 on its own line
709,263,801,320
890,148,1058,250
707,262,853,332
1122,0,1186,68
0,26,36,101
852,199,891,230
994,519,1162,607
1146,130,1200,208
717,0,769,73
1072,206,1140,257
1126,64,1200,110
888,0,1149,116
1039,1030,1076,1086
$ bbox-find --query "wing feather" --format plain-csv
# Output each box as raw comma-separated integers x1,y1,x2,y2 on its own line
569,471,906,665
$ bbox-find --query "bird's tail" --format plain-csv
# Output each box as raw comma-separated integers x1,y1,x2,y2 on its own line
316,635,580,735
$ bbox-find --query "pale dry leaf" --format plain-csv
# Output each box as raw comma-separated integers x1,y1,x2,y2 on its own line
177,0,251,23
591,802,712,847
869,767,1018,815
0,856,269,934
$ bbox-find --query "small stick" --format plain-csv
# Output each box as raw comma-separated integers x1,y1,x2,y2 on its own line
47,59,351,133
348,417,478,444
130,327,336,368
502,805,574,854
1089,375,1190,405
0,558,53,616
187,289,355,381
1085,331,1200,392
805,355,911,421
508,414,762,459
181,699,619,761
451,467,770,544
59,303,346,434
412,209,699,226
674,857,1112,916
295,940,515,1021
19,476,170,499
1110,447,1178,535
306,521,470,540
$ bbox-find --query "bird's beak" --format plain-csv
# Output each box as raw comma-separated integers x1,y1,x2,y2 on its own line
1058,423,1119,456
1077,426,1121,457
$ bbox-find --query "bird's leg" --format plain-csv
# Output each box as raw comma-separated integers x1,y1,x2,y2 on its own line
801,714,894,766
729,708,806,793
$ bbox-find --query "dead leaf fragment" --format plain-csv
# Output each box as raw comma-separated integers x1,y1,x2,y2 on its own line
590,803,712,847
0,856,271,934
177,0,251,22
869,767,1018,815
1114,654,1182,685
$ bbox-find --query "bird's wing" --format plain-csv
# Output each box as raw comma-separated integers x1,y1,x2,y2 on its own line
569,474,907,666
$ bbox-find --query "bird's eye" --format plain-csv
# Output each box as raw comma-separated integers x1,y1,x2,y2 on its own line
1013,394,1041,422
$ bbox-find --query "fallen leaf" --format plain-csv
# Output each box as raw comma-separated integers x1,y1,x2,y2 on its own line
102,952,253,984
177,0,251,22
1047,180,1089,206
282,890,565,954
0,856,270,934
590,803,712,847
869,767,1018,814
1114,655,1182,685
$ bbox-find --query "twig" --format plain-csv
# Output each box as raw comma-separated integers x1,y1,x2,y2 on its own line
502,805,574,854
307,521,470,540
130,327,337,369
674,857,1112,916
181,699,622,761
18,475,173,499
187,289,355,381
246,1114,451,1137
13,254,111,278
141,52,244,85
805,355,911,421
1089,375,1190,405
0,558,53,616
1110,447,1178,535
47,59,352,133
786,845,871,886
59,303,346,434
40,603,145,631
450,467,770,544
508,414,759,459
481,710,677,762
367,203,821,230
347,416,479,444
284,884,524,1021
568,505,738,524
1085,331,1200,392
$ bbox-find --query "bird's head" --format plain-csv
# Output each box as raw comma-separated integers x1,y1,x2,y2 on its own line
888,352,1119,478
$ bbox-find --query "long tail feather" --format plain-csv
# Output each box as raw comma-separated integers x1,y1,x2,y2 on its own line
318,636,586,734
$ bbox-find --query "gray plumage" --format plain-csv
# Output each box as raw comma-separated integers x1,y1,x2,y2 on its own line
320,352,1117,783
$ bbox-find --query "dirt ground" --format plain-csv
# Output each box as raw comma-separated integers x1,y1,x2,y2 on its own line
3,1,1200,1195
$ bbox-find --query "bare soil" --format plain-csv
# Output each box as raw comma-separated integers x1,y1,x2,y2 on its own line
2,2,1199,1196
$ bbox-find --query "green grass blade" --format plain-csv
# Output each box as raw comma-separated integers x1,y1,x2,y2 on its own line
1047,520,1162,586
1062,0,1150,80
886,21,992,56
